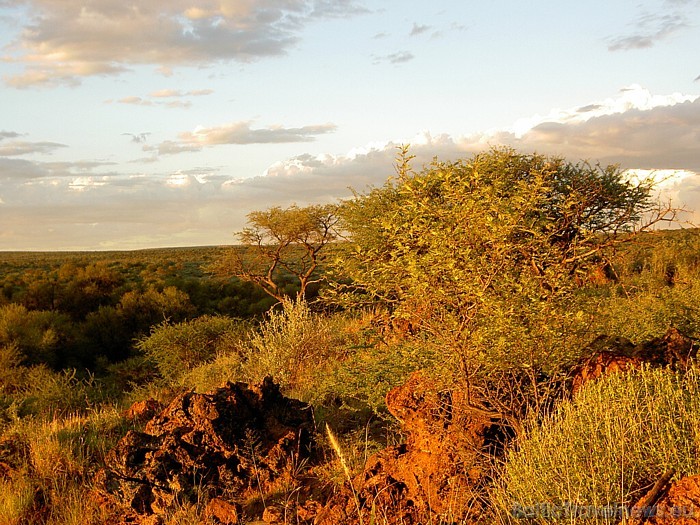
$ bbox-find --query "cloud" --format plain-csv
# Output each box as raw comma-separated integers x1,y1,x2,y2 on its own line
146,121,337,155
0,140,67,156
258,85,700,214
0,157,52,180
608,9,692,51
150,88,214,98
123,133,151,144
409,23,431,36
188,89,214,96
501,89,700,172
3,85,700,250
113,89,213,108
144,140,203,156
2,0,368,87
373,50,415,64
0,131,23,141
117,96,154,106
180,121,337,145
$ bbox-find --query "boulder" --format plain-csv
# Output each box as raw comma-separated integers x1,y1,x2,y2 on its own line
96,377,313,522
315,371,493,525
122,399,164,423
623,474,700,525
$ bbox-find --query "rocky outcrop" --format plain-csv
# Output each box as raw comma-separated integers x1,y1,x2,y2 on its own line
646,475,700,524
572,327,697,394
96,377,313,523
315,371,493,525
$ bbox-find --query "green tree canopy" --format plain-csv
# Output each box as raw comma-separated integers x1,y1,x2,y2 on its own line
331,147,675,389
216,204,340,302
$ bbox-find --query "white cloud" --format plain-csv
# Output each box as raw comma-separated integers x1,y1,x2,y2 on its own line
372,50,414,64
2,0,368,87
607,2,698,51
180,121,337,145
0,140,67,156
145,120,337,155
117,96,154,106
150,88,214,98
2,86,700,250
113,89,213,109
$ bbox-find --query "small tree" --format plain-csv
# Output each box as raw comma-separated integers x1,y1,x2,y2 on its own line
218,204,339,302
331,146,677,416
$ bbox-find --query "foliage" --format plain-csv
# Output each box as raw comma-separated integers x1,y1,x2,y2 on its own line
136,315,248,383
315,334,440,413
336,146,668,321
331,147,674,416
0,247,278,372
240,298,352,398
492,365,700,524
175,351,246,393
0,304,70,368
215,204,340,302
584,229,700,342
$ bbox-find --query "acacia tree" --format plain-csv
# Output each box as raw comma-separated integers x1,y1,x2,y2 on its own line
332,147,676,414
219,204,339,302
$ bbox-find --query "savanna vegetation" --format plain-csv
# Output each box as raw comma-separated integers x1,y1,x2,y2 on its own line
2,147,699,524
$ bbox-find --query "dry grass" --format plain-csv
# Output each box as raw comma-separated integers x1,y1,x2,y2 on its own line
491,365,700,524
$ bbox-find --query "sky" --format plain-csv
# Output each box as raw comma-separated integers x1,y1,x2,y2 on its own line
0,0,699,251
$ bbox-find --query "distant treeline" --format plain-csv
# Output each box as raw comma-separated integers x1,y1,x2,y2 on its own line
0,246,302,373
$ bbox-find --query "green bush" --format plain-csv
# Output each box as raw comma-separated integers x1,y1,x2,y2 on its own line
18,367,96,418
240,298,352,399
136,315,248,383
492,365,700,524
596,283,700,342
176,352,246,393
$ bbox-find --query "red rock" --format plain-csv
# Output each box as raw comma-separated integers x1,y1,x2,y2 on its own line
316,371,491,525
122,399,164,423
571,328,698,395
205,498,241,525
642,475,700,524
96,378,313,523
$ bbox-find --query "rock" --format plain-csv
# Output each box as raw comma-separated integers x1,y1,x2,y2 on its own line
204,498,241,524
297,500,321,522
634,327,697,366
96,378,314,522
315,371,492,525
122,399,164,423
571,349,644,395
628,474,700,524
262,504,285,523
572,328,698,394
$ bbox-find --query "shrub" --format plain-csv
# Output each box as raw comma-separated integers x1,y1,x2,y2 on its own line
241,298,352,399
136,315,248,383
176,352,246,393
591,265,700,343
492,365,700,524
17,367,96,418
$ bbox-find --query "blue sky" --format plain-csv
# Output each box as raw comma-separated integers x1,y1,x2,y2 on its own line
1,0,699,250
